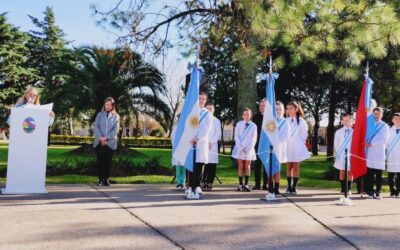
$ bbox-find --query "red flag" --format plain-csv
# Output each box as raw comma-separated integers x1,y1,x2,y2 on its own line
351,80,367,179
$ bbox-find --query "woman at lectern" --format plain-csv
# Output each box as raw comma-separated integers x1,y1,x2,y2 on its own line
7,87,55,125
93,97,120,186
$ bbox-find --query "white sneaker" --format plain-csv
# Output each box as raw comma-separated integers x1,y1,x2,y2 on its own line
375,193,382,200
265,193,277,201
195,186,203,194
185,187,192,194
192,192,200,199
186,192,193,199
237,185,243,191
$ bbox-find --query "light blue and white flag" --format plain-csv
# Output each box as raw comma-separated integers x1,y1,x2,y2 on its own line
172,67,202,172
258,72,280,176
365,78,376,143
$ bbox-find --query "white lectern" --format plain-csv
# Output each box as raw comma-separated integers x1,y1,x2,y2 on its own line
2,107,50,194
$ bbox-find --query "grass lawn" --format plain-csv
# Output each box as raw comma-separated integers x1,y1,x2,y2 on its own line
0,144,390,192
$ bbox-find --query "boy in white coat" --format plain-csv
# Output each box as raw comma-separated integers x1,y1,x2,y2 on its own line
232,108,258,192
201,103,222,191
387,113,400,198
334,114,354,194
272,101,289,195
188,92,213,198
366,107,389,199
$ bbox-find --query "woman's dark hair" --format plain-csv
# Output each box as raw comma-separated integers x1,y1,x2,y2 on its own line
287,101,304,124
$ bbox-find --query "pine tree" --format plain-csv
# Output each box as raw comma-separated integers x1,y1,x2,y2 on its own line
0,14,38,126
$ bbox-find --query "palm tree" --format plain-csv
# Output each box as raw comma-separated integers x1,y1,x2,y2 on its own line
44,46,171,135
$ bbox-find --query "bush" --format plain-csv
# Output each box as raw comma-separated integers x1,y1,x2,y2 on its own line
149,128,165,137
50,134,172,148
45,156,173,177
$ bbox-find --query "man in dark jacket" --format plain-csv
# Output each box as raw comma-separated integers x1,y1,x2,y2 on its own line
252,99,268,190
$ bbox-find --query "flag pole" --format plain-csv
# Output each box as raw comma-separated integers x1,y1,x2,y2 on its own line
360,61,369,198
265,55,277,201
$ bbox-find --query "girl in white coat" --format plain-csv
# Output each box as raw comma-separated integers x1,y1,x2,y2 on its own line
334,114,354,194
365,107,389,199
232,108,257,192
285,102,310,194
273,101,289,195
387,113,400,198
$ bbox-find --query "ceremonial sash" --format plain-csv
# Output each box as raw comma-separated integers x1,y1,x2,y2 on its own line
367,122,384,143
240,122,254,142
290,120,299,137
199,109,208,125
233,122,254,156
278,118,286,130
366,122,384,155
387,131,400,158
336,129,353,160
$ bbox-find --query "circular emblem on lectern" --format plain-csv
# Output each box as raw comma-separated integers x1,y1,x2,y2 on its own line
22,117,36,134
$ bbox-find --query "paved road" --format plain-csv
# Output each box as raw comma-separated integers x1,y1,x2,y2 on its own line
1,184,399,250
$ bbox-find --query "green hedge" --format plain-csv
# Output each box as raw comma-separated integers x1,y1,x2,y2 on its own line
50,134,172,148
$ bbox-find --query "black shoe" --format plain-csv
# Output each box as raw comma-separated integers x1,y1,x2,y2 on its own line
242,185,251,192
262,185,268,191
103,179,110,186
274,191,281,196
285,187,291,194
207,183,213,191
291,187,298,195
97,179,103,186
252,186,261,190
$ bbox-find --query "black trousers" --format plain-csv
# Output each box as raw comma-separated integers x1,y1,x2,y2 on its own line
189,163,204,189
388,172,400,195
366,168,383,194
95,145,114,180
202,163,217,184
254,156,267,187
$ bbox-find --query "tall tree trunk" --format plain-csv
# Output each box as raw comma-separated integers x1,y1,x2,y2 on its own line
68,115,74,136
237,59,257,119
326,83,337,161
312,114,320,156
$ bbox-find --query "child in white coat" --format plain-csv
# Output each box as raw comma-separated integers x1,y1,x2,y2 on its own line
366,107,389,200
272,101,289,195
285,102,310,194
232,108,257,192
334,114,354,194
387,113,400,198
201,102,222,191
188,92,213,198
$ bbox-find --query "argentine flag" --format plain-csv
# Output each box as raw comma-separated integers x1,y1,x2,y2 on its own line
258,72,280,176
364,78,378,143
172,67,202,172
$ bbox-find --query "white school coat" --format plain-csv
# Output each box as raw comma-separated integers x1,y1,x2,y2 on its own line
208,116,222,164
286,117,310,162
276,116,289,163
334,127,353,170
387,126,400,173
366,121,389,170
232,121,258,161
195,108,213,164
